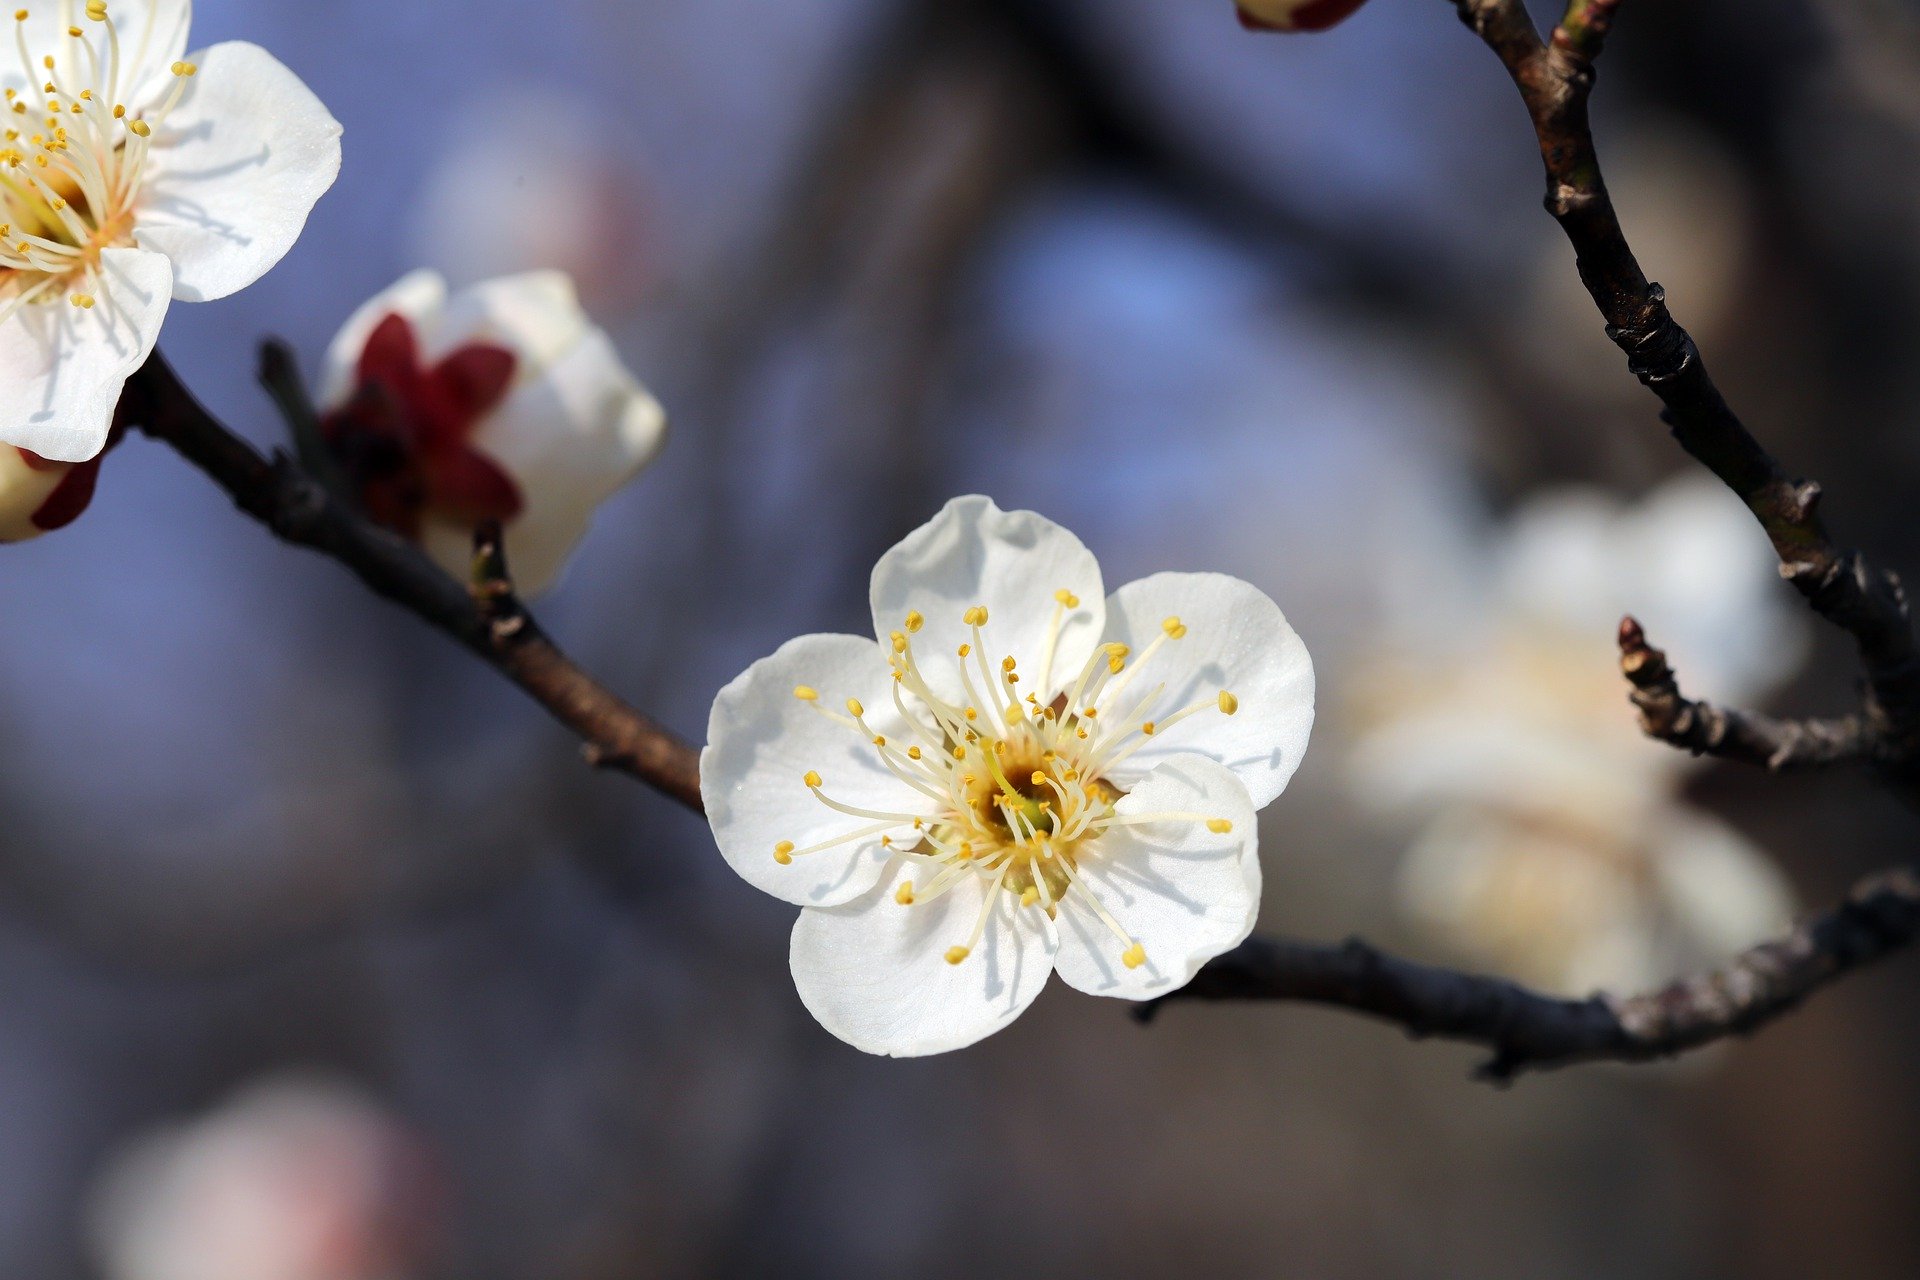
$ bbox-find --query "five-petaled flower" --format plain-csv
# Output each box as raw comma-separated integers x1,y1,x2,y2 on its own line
318,269,667,596
703,496,1315,1056
1233,0,1372,33
0,0,342,463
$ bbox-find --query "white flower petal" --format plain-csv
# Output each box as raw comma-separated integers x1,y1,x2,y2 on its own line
1051,755,1260,1000
0,246,172,461
869,495,1106,706
426,270,589,375
703,633,929,908
133,41,342,303
790,872,1057,1056
317,268,445,409
1098,572,1314,809
456,326,665,595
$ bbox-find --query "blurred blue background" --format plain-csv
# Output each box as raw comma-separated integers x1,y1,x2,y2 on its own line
2,0,1918,1275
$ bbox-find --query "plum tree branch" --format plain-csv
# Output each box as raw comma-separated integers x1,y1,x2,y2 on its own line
1143,865,1920,1082
124,345,1919,1082
1450,0,1920,778
120,349,704,813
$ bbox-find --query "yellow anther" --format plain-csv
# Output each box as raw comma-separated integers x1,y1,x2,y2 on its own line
1080,707,1097,718
85,0,105,17
1121,943,1147,970
1162,616,1188,639
871,735,886,747
904,610,924,633
880,835,892,848
66,24,79,35
1006,673,1019,684
1207,818,1234,834
895,882,915,905
41,54,51,68
170,60,196,76
1061,769,1079,782
958,842,974,859
1141,722,1156,735
963,707,978,721
1006,702,1025,721
963,606,988,626
944,946,970,965
772,841,795,865
12,10,25,20
957,643,971,658
845,698,864,718
792,685,818,701
1107,655,1125,674
1020,887,1039,907
913,817,923,828
1001,656,1016,671
802,770,822,788
1054,589,1079,608
952,745,966,760
1030,771,1047,786
111,103,123,117
127,118,148,137
69,293,93,308
1218,690,1239,715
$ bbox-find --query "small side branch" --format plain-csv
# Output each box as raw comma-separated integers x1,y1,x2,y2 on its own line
121,351,705,814
1617,617,1878,769
1145,866,1920,1082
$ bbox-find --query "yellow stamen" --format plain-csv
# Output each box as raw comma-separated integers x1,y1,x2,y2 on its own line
944,946,970,965
904,610,924,633
1121,943,1147,969
845,698,864,717
895,882,915,905
773,841,795,865
792,685,818,701
1162,616,1187,639
963,605,988,626
1218,690,1239,715
1206,818,1233,833
803,771,822,788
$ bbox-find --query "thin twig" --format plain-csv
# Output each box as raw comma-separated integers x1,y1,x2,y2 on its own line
1617,617,1877,769
121,350,705,813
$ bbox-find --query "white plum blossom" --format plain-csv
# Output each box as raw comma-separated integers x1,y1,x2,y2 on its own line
1349,476,1805,995
703,496,1315,1056
0,437,100,539
0,0,342,462
1233,0,1372,33
318,269,667,596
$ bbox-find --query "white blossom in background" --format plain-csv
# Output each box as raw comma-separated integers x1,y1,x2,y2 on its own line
1233,0,1372,33
0,439,101,539
86,1075,440,1280
0,0,342,462
1348,475,1806,995
704,496,1315,1055
318,269,667,596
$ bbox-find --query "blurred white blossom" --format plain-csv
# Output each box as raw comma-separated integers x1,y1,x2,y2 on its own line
318,269,666,595
1348,475,1806,994
87,1075,439,1280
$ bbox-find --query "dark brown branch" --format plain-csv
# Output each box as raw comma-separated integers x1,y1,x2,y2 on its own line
1452,0,1920,775
1617,616,1877,769
120,350,705,814
1144,866,1920,1082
